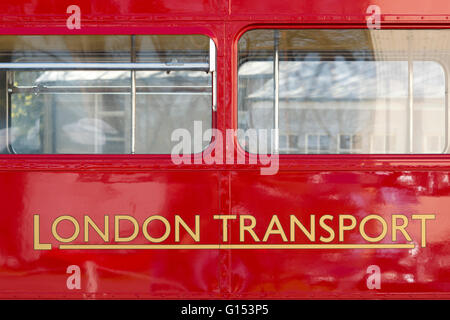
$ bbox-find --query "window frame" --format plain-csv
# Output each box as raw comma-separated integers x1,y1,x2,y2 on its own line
234,26,450,159
1,34,218,156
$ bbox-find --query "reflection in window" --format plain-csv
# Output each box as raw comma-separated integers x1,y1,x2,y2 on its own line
279,134,299,153
424,136,444,153
0,35,213,154
306,134,330,154
370,135,396,153
238,29,448,154
338,134,362,153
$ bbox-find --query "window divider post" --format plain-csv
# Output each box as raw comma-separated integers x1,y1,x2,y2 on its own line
131,35,137,155
273,30,280,155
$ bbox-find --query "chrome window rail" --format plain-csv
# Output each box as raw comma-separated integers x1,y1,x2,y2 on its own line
0,62,210,71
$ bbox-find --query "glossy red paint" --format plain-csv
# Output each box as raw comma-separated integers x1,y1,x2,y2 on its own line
0,0,449,299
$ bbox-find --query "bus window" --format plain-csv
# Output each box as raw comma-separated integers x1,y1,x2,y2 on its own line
0,35,214,154
238,29,448,154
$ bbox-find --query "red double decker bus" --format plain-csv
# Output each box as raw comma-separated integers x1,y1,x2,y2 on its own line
0,0,449,299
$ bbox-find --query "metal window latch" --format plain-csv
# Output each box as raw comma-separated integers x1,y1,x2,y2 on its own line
33,83,46,96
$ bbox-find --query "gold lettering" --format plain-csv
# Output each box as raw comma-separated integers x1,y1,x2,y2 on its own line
263,215,288,242
360,215,387,242
339,215,357,242
175,215,200,242
392,215,412,242
412,214,435,247
290,215,315,242
239,215,260,242
84,215,109,242
319,215,335,243
33,215,51,250
142,215,171,243
52,215,80,243
213,215,237,242
114,215,139,242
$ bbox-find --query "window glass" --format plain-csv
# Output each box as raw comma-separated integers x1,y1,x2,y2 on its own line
238,29,448,154
0,35,213,154
135,70,211,154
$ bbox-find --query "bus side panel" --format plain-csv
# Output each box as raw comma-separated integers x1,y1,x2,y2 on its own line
0,170,221,299
228,170,450,298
